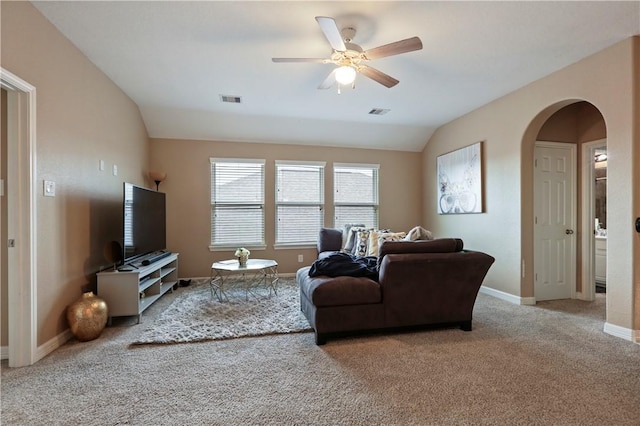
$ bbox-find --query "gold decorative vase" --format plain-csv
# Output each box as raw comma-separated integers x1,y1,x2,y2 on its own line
67,292,109,342
238,255,248,267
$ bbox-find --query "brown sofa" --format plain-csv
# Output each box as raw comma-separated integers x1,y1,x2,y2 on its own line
296,229,495,345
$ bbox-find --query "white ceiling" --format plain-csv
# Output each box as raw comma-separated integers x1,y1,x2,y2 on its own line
33,1,640,152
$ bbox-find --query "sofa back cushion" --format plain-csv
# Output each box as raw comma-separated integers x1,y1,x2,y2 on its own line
317,228,343,254
377,238,464,268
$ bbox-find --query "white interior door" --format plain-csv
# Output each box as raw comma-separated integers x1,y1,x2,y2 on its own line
534,142,576,301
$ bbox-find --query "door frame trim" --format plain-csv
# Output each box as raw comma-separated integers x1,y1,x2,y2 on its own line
579,138,606,302
533,141,577,301
1,68,37,367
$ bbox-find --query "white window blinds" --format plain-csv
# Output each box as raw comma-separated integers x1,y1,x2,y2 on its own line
334,163,379,230
210,158,265,248
275,161,325,245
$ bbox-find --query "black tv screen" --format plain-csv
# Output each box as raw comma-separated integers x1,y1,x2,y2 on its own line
123,183,166,262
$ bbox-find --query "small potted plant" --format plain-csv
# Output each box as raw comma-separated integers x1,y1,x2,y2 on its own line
234,247,250,267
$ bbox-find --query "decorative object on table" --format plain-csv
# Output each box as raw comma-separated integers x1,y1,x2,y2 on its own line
66,292,109,342
437,141,483,214
148,171,167,191
234,247,250,267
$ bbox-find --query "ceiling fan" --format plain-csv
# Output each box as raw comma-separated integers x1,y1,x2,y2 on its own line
272,16,423,91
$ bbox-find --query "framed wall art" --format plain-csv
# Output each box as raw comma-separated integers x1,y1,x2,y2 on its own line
437,142,483,214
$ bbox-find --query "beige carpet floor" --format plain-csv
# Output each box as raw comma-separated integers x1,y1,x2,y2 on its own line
2,283,639,425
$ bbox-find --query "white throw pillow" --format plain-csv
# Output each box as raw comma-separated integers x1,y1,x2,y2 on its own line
378,232,408,254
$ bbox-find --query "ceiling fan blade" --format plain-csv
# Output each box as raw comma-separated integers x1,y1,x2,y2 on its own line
318,69,337,89
315,16,346,52
363,36,423,60
358,65,399,88
272,58,330,63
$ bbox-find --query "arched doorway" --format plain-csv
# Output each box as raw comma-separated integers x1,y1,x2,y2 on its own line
520,100,606,305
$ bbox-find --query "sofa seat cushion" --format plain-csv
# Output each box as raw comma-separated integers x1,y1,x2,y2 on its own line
297,266,381,307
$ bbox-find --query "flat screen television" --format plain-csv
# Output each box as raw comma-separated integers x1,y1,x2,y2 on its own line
123,182,166,263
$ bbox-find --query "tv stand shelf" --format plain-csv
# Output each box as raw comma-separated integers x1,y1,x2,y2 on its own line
97,253,179,324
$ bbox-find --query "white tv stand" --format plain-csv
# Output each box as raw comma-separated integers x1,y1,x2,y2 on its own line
97,252,179,324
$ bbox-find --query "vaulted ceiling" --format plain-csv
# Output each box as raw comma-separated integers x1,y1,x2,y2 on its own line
33,1,640,151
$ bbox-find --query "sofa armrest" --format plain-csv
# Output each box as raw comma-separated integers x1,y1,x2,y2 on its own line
317,228,343,254
378,250,495,326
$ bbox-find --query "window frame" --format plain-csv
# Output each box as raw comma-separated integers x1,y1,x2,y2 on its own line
274,160,326,248
333,162,380,230
209,158,266,251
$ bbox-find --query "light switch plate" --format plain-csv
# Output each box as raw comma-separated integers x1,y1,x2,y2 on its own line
112,164,118,176
44,180,55,197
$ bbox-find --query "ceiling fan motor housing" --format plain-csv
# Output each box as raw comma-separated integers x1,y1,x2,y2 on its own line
341,27,357,43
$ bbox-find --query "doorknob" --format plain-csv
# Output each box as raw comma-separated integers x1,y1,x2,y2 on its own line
565,229,574,235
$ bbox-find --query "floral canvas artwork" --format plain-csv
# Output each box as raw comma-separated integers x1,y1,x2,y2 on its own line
437,142,482,214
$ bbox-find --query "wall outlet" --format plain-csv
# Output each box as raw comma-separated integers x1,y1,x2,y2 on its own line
297,254,303,263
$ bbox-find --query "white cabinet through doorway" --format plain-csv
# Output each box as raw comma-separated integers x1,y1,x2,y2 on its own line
595,237,606,284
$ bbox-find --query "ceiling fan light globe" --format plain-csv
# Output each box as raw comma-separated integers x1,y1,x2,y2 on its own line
335,66,356,85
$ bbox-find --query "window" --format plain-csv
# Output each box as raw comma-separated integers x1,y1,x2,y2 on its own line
334,163,379,229
275,161,325,246
210,158,265,249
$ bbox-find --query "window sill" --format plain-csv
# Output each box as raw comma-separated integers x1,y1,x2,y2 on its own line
209,245,267,252
273,244,317,250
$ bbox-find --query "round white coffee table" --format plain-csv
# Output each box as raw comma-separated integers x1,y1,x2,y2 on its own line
209,258,278,302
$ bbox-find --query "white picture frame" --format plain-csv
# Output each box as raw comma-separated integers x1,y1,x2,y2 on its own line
437,142,483,214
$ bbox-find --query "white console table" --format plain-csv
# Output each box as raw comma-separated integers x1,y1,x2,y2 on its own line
97,252,179,324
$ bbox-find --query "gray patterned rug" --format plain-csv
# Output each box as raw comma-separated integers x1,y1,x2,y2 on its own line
131,277,311,345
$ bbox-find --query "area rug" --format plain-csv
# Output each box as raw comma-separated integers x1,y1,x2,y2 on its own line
131,277,312,345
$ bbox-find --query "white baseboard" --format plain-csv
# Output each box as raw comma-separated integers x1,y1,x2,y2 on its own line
1,330,72,363
480,285,536,305
604,322,640,343
35,329,72,362
279,272,296,278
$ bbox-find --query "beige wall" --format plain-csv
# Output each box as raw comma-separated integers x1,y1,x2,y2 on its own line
1,2,637,352
150,138,423,277
1,2,149,346
422,37,639,331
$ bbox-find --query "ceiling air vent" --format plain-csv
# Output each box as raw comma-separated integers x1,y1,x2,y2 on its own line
368,108,390,115
220,95,242,104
